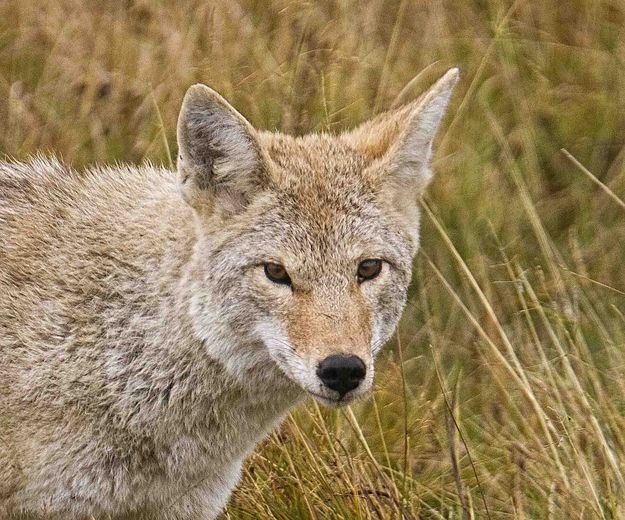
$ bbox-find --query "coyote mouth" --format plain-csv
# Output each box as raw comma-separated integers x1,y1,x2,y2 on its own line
307,390,354,407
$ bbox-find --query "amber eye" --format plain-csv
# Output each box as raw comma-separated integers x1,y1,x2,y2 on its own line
357,259,383,283
264,263,291,286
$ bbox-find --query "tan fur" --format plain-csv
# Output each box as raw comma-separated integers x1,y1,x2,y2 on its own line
285,288,373,365
0,69,458,519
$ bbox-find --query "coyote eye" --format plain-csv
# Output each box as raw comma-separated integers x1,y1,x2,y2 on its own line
357,259,382,283
264,263,291,286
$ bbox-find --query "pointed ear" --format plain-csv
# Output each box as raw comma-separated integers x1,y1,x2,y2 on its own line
177,84,267,216
345,68,459,195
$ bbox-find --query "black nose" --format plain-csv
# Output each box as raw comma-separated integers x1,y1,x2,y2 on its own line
316,355,366,398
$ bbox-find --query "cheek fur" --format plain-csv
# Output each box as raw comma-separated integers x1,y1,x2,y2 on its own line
368,270,409,352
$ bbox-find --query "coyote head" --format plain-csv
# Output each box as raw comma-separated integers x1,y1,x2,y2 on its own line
177,69,458,406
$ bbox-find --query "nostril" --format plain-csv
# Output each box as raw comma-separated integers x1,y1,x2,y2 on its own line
316,355,366,398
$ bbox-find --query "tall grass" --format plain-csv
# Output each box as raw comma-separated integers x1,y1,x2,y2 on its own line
2,0,625,517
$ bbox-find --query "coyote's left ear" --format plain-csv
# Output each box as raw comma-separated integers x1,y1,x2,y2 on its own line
345,67,459,198
177,84,269,218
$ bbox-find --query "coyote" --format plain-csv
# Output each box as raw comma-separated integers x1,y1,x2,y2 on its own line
0,68,458,519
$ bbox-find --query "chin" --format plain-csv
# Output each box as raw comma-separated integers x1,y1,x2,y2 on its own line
307,388,371,408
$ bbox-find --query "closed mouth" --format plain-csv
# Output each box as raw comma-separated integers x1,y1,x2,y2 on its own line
307,390,351,407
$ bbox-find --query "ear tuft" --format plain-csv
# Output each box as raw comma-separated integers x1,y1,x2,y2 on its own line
345,67,459,192
388,67,459,191
177,84,266,216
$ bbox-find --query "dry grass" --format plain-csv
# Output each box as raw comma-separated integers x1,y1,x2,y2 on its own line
2,0,625,518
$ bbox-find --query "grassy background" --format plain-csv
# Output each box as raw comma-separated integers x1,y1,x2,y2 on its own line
2,0,625,518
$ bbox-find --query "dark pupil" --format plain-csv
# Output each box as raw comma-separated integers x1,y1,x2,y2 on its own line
358,259,381,280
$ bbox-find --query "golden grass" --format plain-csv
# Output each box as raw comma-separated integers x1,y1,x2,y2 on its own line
2,0,625,518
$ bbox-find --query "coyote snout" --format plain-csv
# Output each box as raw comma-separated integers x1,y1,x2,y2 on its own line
254,265,380,404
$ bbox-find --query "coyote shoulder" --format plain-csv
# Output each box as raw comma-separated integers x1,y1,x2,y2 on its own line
0,69,458,519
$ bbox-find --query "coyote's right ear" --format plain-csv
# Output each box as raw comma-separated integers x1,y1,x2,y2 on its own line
177,84,268,217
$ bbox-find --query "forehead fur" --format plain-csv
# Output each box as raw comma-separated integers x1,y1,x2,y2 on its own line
258,132,373,193
252,132,400,256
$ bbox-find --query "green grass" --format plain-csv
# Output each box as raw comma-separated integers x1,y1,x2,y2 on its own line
2,0,625,518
